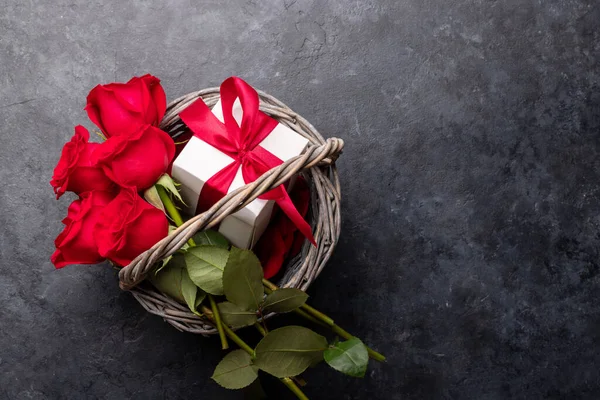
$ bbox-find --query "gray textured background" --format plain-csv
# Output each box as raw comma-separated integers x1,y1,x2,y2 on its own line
1,0,599,399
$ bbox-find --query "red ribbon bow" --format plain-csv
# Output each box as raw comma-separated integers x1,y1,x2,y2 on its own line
179,77,315,245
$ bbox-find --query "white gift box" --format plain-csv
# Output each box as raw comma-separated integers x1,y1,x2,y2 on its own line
171,98,309,249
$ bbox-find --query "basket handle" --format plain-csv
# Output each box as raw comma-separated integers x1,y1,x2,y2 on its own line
119,137,344,290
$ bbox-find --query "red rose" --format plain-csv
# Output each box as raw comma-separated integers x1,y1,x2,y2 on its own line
51,190,115,269
93,125,175,190
85,74,167,138
94,186,168,266
50,126,115,199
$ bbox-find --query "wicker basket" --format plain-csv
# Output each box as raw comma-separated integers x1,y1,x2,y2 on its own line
118,87,344,335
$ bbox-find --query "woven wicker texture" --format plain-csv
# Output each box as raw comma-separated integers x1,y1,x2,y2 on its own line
118,87,343,335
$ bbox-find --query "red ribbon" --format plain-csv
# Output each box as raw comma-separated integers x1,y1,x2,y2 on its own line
179,77,315,245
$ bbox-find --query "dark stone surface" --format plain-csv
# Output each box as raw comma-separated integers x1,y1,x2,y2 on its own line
1,0,599,399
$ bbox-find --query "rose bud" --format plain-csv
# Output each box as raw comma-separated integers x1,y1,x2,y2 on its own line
93,125,175,190
85,74,167,138
94,186,169,266
50,125,116,199
51,190,116,269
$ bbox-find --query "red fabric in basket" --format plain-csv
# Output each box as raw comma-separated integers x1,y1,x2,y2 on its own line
255,177,311,279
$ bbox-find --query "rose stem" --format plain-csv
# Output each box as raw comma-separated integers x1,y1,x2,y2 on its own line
254,321,267,337
257,307,269,334
208,294,229,350
281,378,309,400
203,307,309,400
156,186,231,349
202,306,254,354
155,185,196,247
262,279,386,362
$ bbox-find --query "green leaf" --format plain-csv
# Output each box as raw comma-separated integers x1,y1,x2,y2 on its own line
149,255,203,313
212,350,258,390
184,246,230,295
218,302,258,328
156,173,185,204
155,254,173,274
254,326,328,378
181,268,203,313
148,255,187,302
324,337,369,378
223,247,264,311
262,288,308,314
192,230,230,249
143,185,166,213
